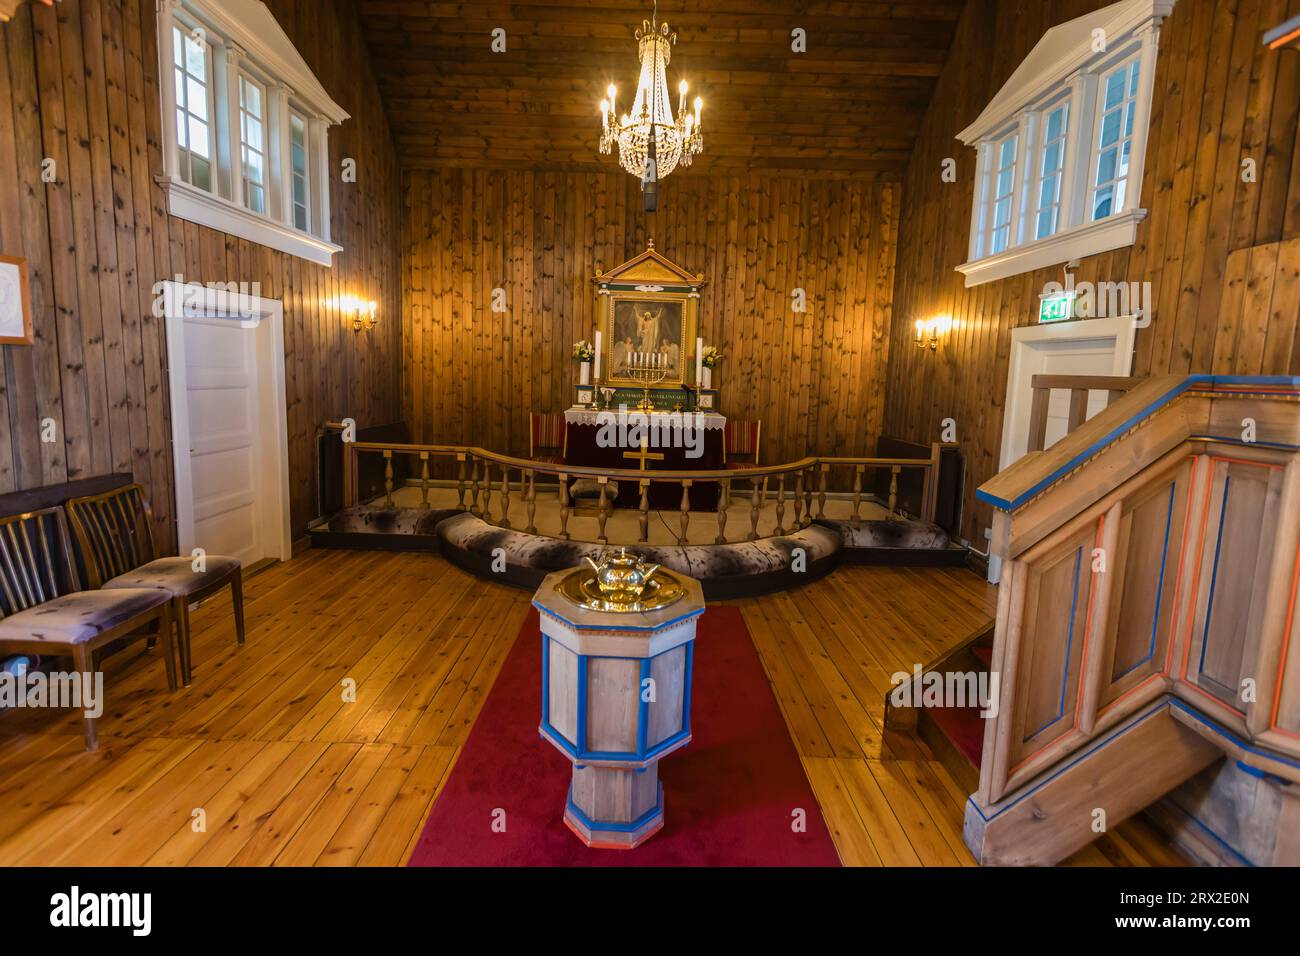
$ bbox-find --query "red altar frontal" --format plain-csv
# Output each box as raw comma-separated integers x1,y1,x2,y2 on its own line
562,408,726,510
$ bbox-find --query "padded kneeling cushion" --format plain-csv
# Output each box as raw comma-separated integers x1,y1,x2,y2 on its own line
435,513,841,597
816,518,952,550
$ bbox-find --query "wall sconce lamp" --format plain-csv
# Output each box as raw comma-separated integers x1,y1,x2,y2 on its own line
913,316,952,351
343,295,378,333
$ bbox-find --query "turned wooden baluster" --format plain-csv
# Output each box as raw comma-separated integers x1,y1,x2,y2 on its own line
597,478,610,544
852,465,864,529
888,465,900,518
774,475,787,535
803,466,814,526
499,466,512,528
749,481,761,541
419,453,431,509
456,454,468,511
470,458,481,516
559,473,571,540
793,470,804,527
525,469,538,534
383,450,394,507
678,480,692,546
715,479,730,544
817,464,828,519
638,480,650,543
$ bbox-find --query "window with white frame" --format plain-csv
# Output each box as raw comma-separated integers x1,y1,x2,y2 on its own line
1033,100,1069,239
156,0,349,266
1089,56,1140,220
173,26,213,192
238,73,267,215
289,112,310,231
956,0,1174,287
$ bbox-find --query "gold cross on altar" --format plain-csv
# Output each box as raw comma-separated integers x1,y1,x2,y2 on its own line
623,438,665,471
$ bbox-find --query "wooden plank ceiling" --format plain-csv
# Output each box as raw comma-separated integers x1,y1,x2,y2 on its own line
355,0,967,175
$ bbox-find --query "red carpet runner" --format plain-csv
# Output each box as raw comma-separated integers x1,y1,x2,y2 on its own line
408,606,841,866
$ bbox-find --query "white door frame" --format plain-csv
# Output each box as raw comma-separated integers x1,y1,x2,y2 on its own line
998,314,1137,472
163,281,293,564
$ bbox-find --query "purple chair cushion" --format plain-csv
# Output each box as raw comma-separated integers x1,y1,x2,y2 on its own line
101,556,241,598
0,588,170,644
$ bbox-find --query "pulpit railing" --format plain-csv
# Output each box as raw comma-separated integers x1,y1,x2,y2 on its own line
341,440,942,546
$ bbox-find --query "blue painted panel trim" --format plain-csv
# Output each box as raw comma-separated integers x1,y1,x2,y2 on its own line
566,782,664,833
541,724,690,763
541,633,551,731
1024,546,1083,741
531,602,705,632
576,655,589,753
682,640,695,738
1168,698,1300,772
1189,434,1300,451
1197,476,1232,678
975,374,1300,512
636,658,651,754
1113,481,1177,681
1233,759,1279,782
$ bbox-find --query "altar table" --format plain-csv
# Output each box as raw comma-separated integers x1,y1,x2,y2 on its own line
563,408,726,510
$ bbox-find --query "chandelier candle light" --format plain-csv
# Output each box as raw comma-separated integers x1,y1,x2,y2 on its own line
599,2,703,207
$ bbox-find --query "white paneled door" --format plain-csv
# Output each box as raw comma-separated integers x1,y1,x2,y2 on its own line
182,316,264,567
165,284,292,569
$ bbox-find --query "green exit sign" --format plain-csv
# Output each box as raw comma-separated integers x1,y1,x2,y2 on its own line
1039,291,1076,323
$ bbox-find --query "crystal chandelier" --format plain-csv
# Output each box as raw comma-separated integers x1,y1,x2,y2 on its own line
598,3,703,190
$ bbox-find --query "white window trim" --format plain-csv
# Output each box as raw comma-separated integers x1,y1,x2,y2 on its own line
955,0,1174,288
155,0,348,267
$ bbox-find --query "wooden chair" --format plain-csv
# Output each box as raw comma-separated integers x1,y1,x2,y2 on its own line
0,507,174,750
529,412,568,464
724,419,762,489
65,484,244,687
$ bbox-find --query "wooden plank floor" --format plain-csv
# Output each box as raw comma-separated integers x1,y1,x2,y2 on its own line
0,550,1187,866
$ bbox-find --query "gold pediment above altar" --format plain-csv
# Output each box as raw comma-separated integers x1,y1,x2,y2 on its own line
594,240,706,290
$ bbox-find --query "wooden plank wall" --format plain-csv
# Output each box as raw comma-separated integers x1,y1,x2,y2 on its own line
402,170,899,468
882,0,1300,546
0,0,401,547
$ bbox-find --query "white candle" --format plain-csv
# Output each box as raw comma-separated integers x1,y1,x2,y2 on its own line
695,337,704,385
594,331,602,379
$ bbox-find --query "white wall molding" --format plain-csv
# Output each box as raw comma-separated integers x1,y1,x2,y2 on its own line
159,175,342,266
957,208,1147,287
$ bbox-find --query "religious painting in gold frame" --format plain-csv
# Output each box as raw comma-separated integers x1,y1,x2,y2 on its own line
593,241,704,389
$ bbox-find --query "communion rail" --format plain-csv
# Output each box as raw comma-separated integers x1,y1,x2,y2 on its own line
340,441,942,546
